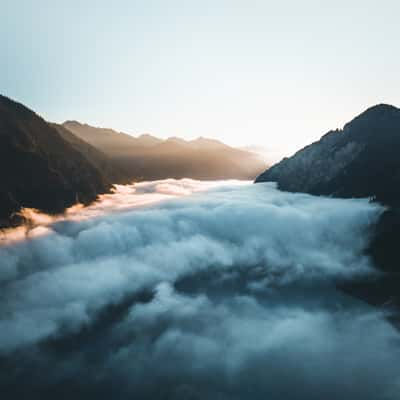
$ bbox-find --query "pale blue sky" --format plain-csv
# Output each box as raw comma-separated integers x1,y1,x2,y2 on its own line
2,0,400,160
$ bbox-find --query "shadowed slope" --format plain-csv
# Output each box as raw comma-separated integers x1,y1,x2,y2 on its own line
0,96,112,227
256,104,400,206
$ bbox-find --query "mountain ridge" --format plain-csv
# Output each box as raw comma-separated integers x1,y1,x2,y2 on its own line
63,120,238,151
51,123,131,184
255,103,400,206
63,120,267,181
0,95,114,228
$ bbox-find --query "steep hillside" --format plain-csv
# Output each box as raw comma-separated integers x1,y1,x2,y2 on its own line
0,96,112,228
256,104,400,206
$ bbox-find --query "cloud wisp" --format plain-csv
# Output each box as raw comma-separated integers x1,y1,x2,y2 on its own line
0,180,398,399
0,178,246,245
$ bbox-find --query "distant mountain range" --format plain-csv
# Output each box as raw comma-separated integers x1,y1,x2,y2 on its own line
51,123,130,184
63,121,266,181
255,104,400,313
62,121,163,155
0,95,267,227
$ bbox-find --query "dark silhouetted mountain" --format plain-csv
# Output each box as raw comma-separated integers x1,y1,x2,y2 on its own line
256,104,400,206
0,95,113,228
63,121,267,180
255,104,400,313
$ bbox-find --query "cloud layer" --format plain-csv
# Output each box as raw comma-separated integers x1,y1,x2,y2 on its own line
0,180,398,399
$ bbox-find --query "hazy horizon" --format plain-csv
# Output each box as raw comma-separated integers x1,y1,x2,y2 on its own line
2,0,400,160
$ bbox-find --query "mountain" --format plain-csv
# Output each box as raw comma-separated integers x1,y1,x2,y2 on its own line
62,121,162,155
137,133,163,147
51,123,131,184
0,96,113,228
63,121,267,180
117,140,266,181
255,104,400,311
255,104,400,206
189,137,226,149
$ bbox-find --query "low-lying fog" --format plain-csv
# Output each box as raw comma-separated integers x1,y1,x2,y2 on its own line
0,180,399,399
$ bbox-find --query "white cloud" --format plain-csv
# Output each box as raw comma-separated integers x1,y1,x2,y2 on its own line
0,180,397,399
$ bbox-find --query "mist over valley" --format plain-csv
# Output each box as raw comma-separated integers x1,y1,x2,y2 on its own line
2,2,400,396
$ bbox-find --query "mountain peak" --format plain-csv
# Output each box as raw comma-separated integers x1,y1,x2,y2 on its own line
63,120,83,126
350,103,399,123
136,133,163,147
165,136,188,144
190,136,227,149
363,103,399,114
343,103,400,133
256,102,400,205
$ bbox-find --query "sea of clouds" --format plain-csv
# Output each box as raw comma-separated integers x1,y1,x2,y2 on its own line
0,180,399,399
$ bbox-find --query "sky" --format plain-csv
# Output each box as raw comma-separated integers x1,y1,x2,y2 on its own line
2,0,400,160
